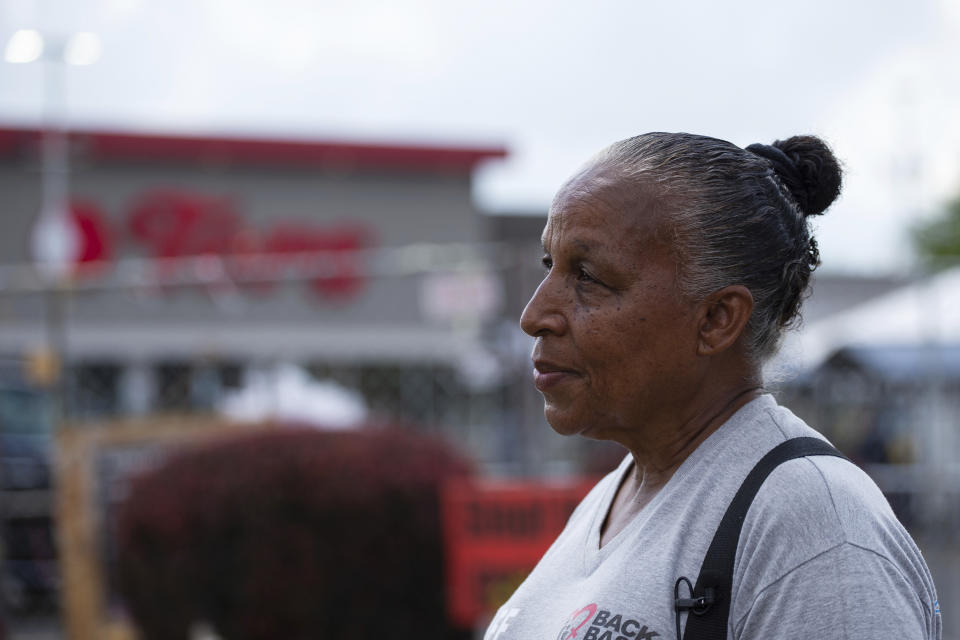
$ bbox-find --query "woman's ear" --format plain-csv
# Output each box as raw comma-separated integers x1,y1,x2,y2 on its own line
696,285,754,356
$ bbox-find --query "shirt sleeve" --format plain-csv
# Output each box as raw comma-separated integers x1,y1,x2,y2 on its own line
733,542,938,640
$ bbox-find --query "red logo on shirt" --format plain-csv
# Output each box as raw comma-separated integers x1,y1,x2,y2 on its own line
557,603,597,639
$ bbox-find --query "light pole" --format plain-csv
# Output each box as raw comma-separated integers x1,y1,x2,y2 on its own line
5,28,101,420
6,29,101,278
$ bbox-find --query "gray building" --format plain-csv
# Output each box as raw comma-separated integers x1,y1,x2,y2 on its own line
0,125,511,428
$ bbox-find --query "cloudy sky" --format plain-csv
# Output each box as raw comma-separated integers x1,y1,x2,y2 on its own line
2,0,959,273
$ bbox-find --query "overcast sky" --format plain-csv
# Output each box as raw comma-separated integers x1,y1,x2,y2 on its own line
2,0,959,274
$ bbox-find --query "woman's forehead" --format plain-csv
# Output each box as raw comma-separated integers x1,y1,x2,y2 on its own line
552,161,626,206
543,171,669,252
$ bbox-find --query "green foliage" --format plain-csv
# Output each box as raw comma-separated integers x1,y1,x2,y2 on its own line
913,194,960,268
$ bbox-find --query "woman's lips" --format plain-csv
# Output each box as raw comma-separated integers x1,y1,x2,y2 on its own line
532,361,579,392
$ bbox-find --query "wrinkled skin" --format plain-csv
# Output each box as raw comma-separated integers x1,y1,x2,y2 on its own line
520,163,761,543
521,164,706,450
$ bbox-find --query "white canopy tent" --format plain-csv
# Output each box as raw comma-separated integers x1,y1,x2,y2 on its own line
771,266,960,379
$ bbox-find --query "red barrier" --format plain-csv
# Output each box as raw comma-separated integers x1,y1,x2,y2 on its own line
442,478,597,628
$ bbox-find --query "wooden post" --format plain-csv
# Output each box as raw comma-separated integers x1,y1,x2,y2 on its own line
54,416,276,639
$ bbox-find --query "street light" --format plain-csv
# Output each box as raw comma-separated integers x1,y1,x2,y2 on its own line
63,32,102,67
5,28,102,406
4,29,44,64
5,29,102,281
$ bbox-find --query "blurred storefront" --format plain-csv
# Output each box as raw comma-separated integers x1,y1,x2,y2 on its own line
0,125,516,429
0,124,529,624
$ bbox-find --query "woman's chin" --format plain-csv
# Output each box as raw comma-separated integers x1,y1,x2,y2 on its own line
544,402,622,442
544,405,590,437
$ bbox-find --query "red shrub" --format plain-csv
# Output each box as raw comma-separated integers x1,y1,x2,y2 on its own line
115,427,473,640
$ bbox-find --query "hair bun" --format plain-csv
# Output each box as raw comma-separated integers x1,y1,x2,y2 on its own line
747,135,842,216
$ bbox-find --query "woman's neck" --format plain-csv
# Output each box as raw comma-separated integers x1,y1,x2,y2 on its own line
599,383,762,548
626,383,763,494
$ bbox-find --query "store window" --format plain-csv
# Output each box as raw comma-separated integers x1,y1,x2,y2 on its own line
154,362,193,411
69,362,121,420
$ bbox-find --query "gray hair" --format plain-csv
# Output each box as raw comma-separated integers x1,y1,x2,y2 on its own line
591,132,842,362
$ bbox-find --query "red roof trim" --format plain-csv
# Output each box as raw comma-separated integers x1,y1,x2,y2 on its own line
0,126,507,173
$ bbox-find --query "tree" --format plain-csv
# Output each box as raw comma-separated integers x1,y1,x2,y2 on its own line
913,194,960,268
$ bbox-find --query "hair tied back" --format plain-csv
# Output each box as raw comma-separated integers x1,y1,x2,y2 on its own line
746,136,842,217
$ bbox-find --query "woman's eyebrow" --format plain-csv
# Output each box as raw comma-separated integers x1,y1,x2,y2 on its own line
541,236,597,257
563,239,594,258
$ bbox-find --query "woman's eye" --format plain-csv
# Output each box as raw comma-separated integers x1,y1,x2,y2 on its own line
577,266,598,284
541,256,553,272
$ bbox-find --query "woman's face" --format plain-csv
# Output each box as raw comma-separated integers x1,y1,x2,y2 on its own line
520,165,705,442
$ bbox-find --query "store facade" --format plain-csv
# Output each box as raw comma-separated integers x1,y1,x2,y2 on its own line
0,126,510,426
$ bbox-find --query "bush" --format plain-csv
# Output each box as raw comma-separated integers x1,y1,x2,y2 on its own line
115,427,473,640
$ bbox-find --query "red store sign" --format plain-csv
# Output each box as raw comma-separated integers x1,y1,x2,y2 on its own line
66,189,373,299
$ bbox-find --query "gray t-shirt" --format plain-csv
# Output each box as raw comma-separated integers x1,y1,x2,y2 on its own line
484,395,941,640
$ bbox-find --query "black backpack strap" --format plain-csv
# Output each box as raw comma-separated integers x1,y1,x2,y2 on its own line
675,437,847,640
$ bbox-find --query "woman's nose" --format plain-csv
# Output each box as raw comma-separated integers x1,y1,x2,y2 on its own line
520,276,567,337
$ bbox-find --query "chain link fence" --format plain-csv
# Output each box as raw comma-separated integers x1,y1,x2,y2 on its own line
0,244,531,636
0,248,956,636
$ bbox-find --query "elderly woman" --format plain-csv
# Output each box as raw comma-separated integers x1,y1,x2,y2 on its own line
486,133,941,640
